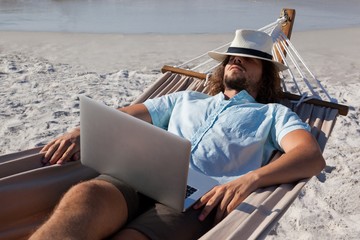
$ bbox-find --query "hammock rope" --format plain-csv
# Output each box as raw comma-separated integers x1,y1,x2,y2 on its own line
272,44,303,95
274,40,318,96
278,32,334,102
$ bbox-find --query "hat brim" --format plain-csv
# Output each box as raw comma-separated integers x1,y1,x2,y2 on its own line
208,51,288,71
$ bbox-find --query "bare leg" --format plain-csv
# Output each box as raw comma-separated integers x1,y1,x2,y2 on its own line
29,179,128,240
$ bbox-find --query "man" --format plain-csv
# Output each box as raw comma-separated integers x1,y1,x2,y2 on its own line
30,29,325,240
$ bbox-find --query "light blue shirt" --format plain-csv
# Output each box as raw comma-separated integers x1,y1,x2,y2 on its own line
143,90,310,184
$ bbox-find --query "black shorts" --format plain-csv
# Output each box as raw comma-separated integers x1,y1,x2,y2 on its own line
96,174,215,240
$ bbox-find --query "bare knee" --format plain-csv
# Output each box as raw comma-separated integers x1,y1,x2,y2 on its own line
63,179,116,207
57,179,129,234
64,179,127,212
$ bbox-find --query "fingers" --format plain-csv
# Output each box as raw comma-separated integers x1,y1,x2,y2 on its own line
214,190,247,224
193,180,252,223
40,138,57,153
42,140,61,164
56,144,76,164
42,139,79,165
40,129,81,165
196,189,243,223
194,187,223,221
215,191,233,223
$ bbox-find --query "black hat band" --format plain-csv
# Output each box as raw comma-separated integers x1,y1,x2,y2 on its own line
227,47,273,60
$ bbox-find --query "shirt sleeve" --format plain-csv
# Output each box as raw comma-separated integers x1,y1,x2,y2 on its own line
143,92,183,130
272,104,311,151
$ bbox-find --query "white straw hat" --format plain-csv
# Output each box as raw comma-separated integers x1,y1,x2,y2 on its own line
208,29,288,71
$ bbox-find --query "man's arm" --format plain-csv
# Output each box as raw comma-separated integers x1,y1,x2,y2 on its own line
119,104,153,124
193,129,325,223
41,103,151,165
252,129,325,186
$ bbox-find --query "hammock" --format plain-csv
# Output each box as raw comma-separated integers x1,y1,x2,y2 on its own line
0,8,349,240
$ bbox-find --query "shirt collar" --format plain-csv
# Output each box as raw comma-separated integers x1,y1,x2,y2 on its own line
218,90,256,103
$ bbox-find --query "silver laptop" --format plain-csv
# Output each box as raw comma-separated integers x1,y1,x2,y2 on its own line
80,96,218,212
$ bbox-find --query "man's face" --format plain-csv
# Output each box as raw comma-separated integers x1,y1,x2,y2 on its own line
223,56,263,94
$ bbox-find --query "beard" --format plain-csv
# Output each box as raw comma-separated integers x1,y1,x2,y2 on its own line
224,73,251,92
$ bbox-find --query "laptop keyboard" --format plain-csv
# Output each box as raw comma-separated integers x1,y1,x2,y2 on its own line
186,185,198,198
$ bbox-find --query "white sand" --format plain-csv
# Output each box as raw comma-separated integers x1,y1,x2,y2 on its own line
1,28,359,239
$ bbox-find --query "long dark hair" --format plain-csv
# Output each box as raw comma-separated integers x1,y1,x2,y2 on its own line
207,57,282,103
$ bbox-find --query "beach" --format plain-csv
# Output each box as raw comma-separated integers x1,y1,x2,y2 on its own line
1,27,359,239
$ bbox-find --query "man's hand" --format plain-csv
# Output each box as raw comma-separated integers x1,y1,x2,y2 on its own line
40,127,81,165
193,172,259,224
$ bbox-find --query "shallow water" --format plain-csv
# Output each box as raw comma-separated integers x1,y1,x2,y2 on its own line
0,0,360,33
